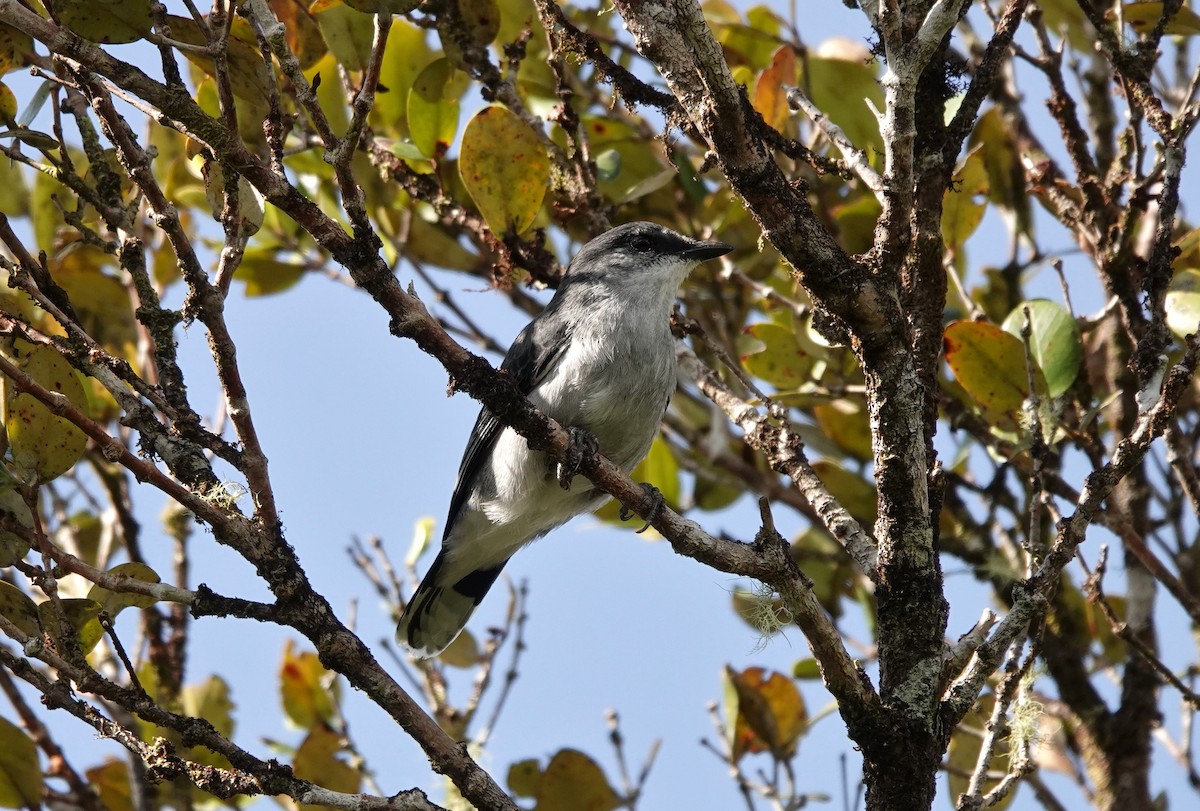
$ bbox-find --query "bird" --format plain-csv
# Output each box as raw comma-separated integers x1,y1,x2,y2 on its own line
396,221,733,657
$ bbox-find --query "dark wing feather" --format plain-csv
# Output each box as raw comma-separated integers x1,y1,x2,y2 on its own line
441,314,572,538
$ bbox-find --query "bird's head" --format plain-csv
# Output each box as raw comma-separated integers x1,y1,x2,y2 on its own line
562,221,733,295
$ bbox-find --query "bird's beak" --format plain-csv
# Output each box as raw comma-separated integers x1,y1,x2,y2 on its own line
683,240,734,262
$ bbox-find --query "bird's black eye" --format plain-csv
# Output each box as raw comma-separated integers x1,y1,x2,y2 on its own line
631,236,652,252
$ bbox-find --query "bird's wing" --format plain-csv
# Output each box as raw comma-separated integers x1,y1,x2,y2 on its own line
442,316,572,538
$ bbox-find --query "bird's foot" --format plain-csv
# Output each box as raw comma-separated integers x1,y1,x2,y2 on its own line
619,483,664,534
555,426,600,490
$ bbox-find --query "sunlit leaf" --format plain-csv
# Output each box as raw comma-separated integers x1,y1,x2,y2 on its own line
801,39,883,154
405,516,435,567
1000,300,1081,398
37,597,105,654
740,322,812,389
237,250,305,297
723,665,808,761
1118,2,1200,36
813,401,873,462
342,0,420,13
594,436,680,526
313,2,376,73
459,105,549,235
408,58,465,159
507,758,542,798
792,658,822,680
280,640,339,729
87,562,161,615
943,321,1030,431
293,725,360,811
372,21,432,129
0,716,41,809
942,150,989,252
1166,269,1200,340
1,340,89,483
57,0,152,44
182,676,235,739
0,24,32,75
534,749,620,811
753,45,797,131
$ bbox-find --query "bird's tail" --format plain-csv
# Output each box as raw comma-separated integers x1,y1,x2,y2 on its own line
396,550,508,658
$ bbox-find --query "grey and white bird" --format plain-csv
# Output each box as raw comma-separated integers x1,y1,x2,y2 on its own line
396,221,733,657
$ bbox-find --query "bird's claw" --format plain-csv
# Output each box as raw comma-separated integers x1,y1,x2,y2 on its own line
620,483,664,534
556,427,600,490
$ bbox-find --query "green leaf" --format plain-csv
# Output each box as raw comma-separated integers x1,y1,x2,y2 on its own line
439,0,501,67
1000,300,1081,398
943,321,1030,431
0,24,33,75
809,460,877,528
37,598,105,654
0,581,39,639
594,436,679,526
534,749,620,811
0,488,32,567
1166,269,1200,340
739,322,812,389
56,0,152,44
459,105,550,235
408,58,466,159
792,658,822,680
372,21,432,129
800,40,884,155
237,250,305,297
87,562,161,615
313,2,377,73
812,401,873,462
182,676,235,739
2,340,89,483
0,716,41,808
941,149,989,252
507,758,543,798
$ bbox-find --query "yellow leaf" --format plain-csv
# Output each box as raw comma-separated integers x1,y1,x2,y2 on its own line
941,149,989,252
408,58,466,159
2,340,89,483
753,45,797,131
85,760,134,811
56,0,152,44
459,106,550,236
943,321,1029,431
723,666,808,761
1118,2,1200,36
293,726,360,811
280,640,339,729
534,749,620,811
